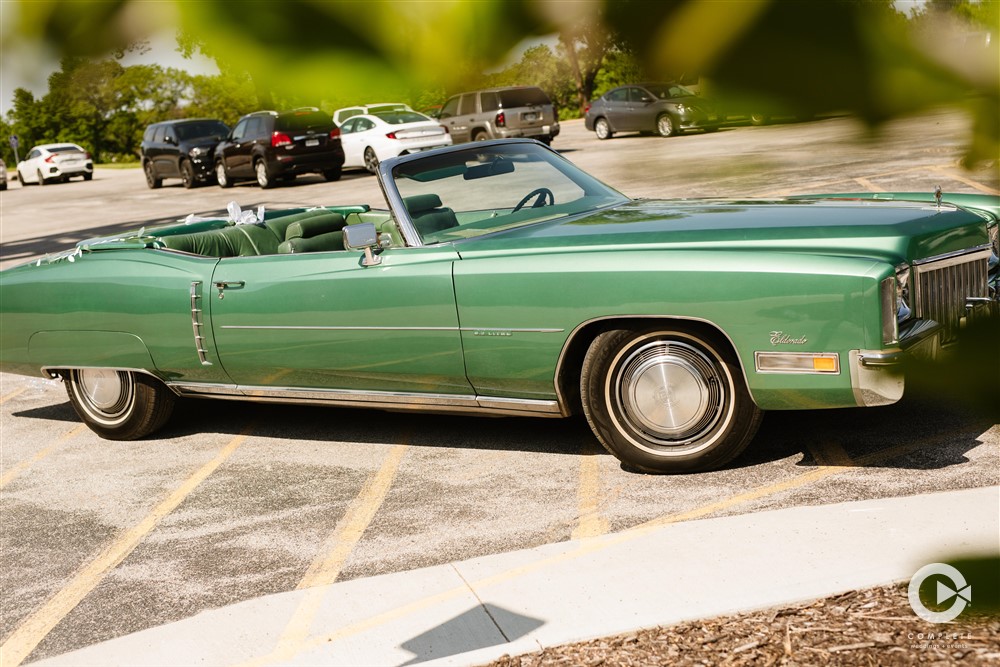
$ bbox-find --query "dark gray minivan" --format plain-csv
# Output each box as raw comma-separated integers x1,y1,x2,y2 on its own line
437,87,560,145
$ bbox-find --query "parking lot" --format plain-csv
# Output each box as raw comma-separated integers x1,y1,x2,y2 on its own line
1,111,998,665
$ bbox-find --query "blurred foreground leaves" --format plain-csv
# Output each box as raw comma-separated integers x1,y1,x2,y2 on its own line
3,0,997,162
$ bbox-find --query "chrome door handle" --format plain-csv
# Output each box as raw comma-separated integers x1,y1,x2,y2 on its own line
214,281,244,299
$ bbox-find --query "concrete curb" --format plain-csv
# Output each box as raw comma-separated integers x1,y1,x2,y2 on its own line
32,486,999,667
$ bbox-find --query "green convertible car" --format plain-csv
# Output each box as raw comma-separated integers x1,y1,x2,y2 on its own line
1,139,997,472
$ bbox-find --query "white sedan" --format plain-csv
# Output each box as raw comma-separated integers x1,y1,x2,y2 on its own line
16,143,94,185
339,111,452,174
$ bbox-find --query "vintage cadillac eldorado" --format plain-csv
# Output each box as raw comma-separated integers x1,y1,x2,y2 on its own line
1,139,997,472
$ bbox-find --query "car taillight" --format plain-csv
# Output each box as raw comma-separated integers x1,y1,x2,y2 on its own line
84,152,92,159
441,125,449,134
385,132,397,140
271,132,293,148
495,112,506,128
329,128,341,139
44,156,54,163
584,103,590,114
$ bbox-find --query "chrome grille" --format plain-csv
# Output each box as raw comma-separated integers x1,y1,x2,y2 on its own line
913,246,990,343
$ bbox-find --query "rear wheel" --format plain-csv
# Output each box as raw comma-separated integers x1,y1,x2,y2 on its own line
83,172,93,181
363,147,379,174
37,169,47,186
323,167,342,182
750,113,770,126
472,130,489,142
144,162,162,189
216,161,232,188
255,159,274,188
65,369,176,440
180,160,196,189
581,326,762,473
595,117,613,140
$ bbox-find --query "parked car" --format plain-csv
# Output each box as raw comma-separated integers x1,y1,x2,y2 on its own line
340,110,452,174
16,143,94,184
437,86,560,144
141,119,229,189
0,158,6,190
584,83,721,139
333,103,413,126
0,140,996,473
214,108,344,189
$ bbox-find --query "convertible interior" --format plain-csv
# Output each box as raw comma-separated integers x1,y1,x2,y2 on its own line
154,206,401,258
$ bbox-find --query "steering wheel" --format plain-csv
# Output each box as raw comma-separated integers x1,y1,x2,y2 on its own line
512,187,555,213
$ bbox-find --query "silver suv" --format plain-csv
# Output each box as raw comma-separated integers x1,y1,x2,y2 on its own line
437,86,560,145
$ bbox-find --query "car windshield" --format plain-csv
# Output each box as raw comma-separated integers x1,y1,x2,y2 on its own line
391,142,628,245
175,121,229,141
498,88,550,107
644,84,697,100
374,111,431,125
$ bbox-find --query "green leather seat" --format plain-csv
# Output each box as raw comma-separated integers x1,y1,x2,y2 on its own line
404,194,459,236
160,224,280,257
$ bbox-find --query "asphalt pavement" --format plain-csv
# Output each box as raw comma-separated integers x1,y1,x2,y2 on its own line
27,486,999,666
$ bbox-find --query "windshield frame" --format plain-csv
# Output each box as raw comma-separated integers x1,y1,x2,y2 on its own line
378,139,630,248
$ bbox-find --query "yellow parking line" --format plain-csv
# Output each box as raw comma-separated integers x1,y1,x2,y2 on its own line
928,167,1000,195
0,387,26,405
242,442,409,666
0,424,87,489
0,425,254,667
571,443,608,540
852,177,884,193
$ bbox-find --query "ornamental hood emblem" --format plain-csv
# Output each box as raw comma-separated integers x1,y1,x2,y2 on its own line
770,331,808,345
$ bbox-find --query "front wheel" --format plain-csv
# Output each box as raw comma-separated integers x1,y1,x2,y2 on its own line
65,369,176,440
581,326,762,473
144,162,162,189
216,161,232,188
656,115,679,137
180,160,196,189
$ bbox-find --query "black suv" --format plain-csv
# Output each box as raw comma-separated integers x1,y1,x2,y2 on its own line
214,109,344,189
141,119,230,189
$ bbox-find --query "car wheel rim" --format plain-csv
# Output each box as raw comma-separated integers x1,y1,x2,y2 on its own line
181,164,192,186
37,170,44,185
73,369,135,426
596,120,608,139
364,149,378,173
612,341,725,449
658,117,673,136
145,164,154,186
216,164,226,186
256,163,268,187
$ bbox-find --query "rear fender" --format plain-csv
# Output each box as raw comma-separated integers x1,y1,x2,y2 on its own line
29,331,156,375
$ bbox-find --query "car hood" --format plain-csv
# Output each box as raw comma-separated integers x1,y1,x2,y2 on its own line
457,198,989,263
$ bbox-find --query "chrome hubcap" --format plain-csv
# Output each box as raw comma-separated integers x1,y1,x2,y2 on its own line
75,369,135,423
216,164,226,184
256,163,267,186
615,341,722,444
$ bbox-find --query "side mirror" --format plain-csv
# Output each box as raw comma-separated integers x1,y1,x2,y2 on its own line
165,136,177,145
344,222,382,266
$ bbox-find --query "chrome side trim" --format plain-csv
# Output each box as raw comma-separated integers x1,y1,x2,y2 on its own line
190,282,212,365
166,382,562,417
553,315,755,409
218,325,565,333
40,366,181,395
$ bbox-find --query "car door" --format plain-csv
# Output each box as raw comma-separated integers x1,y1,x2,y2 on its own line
602,88,632,131
208,246,474,395
438,95,470,143
220,118,255,177
20,149,41,182
627,86,659,130
159,126,181,177
339,118,363,167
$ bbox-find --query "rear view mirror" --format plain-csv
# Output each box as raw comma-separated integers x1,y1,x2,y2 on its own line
464,158,515,180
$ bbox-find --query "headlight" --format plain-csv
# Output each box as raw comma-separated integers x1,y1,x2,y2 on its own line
190,147,206,158
880,264,911,346
675,104,687,113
